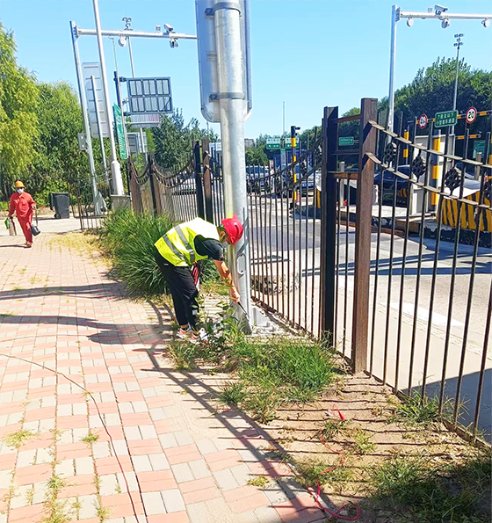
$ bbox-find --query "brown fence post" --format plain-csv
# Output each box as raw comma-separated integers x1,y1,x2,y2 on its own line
202,138,214,223
351,98,377,373
148,154,158,215
194,141,206,219
320,106,338,340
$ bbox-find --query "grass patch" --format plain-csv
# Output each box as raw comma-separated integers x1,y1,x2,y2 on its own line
48,232,99,254
247,475,270,488
370,450,491,522
82,432,99,445
319,419,350,441
96,505,111,522
219,382,246,406
389,392,452,427
350,428,375,455
3,429,36,449
98,209,174,297
295,457,353,488
169,307,335,423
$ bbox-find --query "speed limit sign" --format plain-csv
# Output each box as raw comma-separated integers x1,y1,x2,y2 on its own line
466,107,477,124
418,114,428,130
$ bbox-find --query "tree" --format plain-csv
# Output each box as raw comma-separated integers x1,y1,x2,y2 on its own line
0,22,39,199
380,57,492,137
32,82,86,201
152,110,216,171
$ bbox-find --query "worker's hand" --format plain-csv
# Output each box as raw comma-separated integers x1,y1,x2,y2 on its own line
31,204,36,209
230,287,240,303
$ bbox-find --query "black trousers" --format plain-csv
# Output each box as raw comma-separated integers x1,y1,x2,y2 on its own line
155,252,199,330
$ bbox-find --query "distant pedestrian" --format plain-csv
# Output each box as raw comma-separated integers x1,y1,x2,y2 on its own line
8,181,36,248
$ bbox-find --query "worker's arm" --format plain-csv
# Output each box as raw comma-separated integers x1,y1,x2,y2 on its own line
30,194,36,209
8,195,16,218
213,260,240,302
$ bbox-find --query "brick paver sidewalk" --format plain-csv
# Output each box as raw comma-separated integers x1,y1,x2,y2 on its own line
0,233,326,523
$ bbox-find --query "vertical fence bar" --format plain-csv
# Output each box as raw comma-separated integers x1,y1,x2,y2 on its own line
275,170,280,315
320,106,338,340
351,98,377,373
202,139,213,223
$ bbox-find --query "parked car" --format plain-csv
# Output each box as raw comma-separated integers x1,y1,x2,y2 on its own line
373,165,413,205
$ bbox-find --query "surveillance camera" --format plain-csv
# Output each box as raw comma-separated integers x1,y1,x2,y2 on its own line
434,4,448,15
441,18,450,28
169,38,178,48
118,35,127,47
164,23,174,33
483,19,490,28
407,18,414,27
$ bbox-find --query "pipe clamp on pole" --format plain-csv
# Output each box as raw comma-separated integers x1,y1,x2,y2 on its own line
205,2,241,16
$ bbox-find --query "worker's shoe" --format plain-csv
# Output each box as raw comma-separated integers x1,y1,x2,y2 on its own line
25,242,32,248
190,328,209,344
176,327,192,340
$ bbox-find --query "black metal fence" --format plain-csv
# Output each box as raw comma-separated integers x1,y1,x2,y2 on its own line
128,101,491,443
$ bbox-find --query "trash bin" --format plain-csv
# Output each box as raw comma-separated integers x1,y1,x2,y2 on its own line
49,192,70,219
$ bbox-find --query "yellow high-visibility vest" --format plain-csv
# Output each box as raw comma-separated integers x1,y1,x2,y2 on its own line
155,217,220,267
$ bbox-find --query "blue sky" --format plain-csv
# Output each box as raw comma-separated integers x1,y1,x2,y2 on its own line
2,0,491,138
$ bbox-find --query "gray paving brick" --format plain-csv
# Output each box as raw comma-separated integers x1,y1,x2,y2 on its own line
55,459,75,478
161,488,185,513
149,453,170,471
17,449,36,468
132,401,147,413
92,442,111,459
189,458,211,479
196,438,218,455
131,455,152,472
213,468,239,491
187,501,207,523
75,456,94,475
171,463,194,483
35,448,52,465
139,425,157,439
254,506,283,523
141,491,166,515
123,426,142,441
10,484,31,509
78,494,98,519
118,403,134,414
230,464,252,486
99,474,118,496
39,418,55,431
158,433,178,449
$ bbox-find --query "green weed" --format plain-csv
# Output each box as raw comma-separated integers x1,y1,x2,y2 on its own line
82,432,99,445
350,428,375,455
296,457,352,487
169,343,196,371
3,429,36,449
247,475,270,488
390,392,452,427
219,382,246,406
370,451,491,523
320,419,350,440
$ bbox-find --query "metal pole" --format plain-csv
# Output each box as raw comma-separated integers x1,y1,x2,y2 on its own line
92,0,124,195
90,75,109,188
127,36,146,155
451,34,463,137
70,21,100,215
214,0,251,317
283,101,285,137
109,38,130,157
388,5,398,132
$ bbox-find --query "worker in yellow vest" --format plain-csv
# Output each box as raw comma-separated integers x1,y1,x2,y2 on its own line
154,216,243,343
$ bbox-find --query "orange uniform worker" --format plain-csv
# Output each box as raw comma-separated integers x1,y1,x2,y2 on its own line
8,181,36,248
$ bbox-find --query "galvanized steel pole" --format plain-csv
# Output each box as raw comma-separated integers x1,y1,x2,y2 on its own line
90,75,109,188
214,0,251,316
388,5,398,133
70,21,100,215
92,0,124,195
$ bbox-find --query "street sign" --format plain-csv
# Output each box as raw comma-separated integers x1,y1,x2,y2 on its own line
435,110,458,128
129,114,161,129
82,62,110,139
127,132,148,154
266,138,281,150
77,133,88,152
418,114,428,130
466,107,478,124
473,140,486,159
195,0,252,123
126,77,173,115
338,136,354,146
113,104,128,160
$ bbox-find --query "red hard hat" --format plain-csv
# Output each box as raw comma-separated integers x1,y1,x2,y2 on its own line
221,216,244,245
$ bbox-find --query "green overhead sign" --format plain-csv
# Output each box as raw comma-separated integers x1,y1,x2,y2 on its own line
113,104,128,160
434,110,458,128
266,138,281,150
338,136,355,146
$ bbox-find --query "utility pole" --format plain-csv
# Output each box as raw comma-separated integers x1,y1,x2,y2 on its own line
283,101,286,137
90,75,109,188
70,21,100,215
92,0,124,195
109,37,129,159
214,1,251,317
452,33,464,137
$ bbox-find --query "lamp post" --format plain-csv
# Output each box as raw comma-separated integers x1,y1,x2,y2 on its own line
451,33,463,137
387,5,490,133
